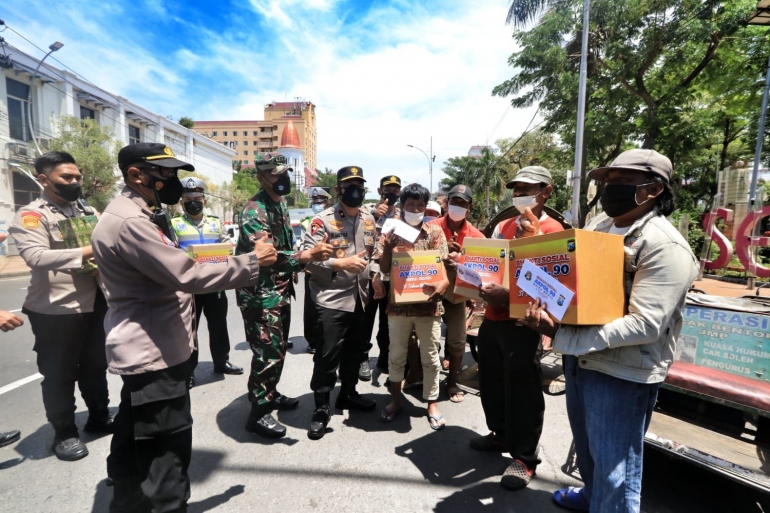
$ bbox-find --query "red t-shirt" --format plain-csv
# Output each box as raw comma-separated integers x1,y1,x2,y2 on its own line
485,214,565,321
427,216,484,247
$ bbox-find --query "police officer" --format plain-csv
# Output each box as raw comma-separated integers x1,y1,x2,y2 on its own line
172,177,243,381
360,175,402,378
9,151,111,462
236,153,334,439
302,187,332,354
91,142,278,513
302,166,377,440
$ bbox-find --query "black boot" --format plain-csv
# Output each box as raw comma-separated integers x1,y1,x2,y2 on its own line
336,384,376,411
109,478,152,513
84,408,115,433
51,420,88,462
245,404,286,439
308,392,331,441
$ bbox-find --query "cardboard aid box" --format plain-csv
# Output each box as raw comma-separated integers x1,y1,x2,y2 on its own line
508,229,625,325
451,238,509,301
58,215,99,274
390,250,446,304
187,243,234,264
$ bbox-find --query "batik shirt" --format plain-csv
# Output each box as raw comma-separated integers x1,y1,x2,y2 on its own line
236,190,302,308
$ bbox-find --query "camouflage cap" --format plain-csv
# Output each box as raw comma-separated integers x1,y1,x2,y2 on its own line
255,152,292,174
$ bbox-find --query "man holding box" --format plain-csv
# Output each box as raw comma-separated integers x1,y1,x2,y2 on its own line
427,184,484,403
172,177,242,383
10,151,111,462
375,183,449,430
523,150,698,513
471,166,561,490
302,166,377,440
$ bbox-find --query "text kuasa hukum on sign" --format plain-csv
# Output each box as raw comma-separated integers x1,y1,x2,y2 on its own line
508,229,625,325
453,238,509,301
390,250,446,304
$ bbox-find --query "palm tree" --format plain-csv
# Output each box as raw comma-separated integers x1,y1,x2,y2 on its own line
506,0,562,28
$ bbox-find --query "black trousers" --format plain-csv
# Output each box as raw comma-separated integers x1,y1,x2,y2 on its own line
303,273,317,350
363,280,390,367
26,289,109,424
477,319,544,467
193,291,230,368
280,303,291,344
310,300,367,396
107,359,193,513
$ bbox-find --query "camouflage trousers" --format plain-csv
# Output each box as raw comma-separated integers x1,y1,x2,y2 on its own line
241,305,286,406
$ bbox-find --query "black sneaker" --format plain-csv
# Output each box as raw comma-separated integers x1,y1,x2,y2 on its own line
245,413,286,439
308,406,331,440
358,361,372,381
335,392,376,411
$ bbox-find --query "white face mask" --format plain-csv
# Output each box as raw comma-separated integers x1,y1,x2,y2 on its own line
511,194,537,214
447,205,467,222
403,210,425,226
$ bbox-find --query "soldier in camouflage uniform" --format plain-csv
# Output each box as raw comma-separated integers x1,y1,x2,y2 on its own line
236,153,333,439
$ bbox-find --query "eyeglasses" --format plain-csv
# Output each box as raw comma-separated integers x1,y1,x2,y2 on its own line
139,165,177,179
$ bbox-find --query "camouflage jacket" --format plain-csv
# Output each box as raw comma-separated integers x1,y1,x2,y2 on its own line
236,190,301,308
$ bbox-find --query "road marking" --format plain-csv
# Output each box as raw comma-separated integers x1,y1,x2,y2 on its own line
0,373,43,396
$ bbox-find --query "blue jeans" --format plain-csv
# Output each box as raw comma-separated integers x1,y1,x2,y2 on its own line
563,355,660,513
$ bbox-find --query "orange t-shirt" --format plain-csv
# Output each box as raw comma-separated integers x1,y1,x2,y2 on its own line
484,214,565,321
427,216,485,247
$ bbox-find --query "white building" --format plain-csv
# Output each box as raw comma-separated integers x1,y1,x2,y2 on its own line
0,42,236,256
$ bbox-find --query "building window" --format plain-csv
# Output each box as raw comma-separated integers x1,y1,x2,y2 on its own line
231,141,237,147
244,141,248,146
6,77,31,141
13,171,40,211
128,125,141,145
213,131,218,136
243,131,247,136
253,131,258,136
253,150,258,155
224,131,228,136
80,105,96,120
253,140,257,146
243,150,248,155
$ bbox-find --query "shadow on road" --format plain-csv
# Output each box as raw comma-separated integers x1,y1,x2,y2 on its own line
188,484,245,512
434,481,561,513
394,425,509,487
216,392,301,446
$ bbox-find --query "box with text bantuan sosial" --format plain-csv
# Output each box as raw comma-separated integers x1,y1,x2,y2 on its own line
187,243,234,264
508,229,625,325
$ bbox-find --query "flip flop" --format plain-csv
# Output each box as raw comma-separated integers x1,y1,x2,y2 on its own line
380,405,401,423
552,487,590,511
447,385,465,403
427,414,446,431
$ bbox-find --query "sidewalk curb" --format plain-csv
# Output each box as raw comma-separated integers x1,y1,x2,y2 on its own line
0,271,31,279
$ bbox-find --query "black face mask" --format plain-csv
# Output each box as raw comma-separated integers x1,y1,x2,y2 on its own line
383,191,399,206
53,181,82,202
341,185,365,208
183,200,204,216
149,175,183,205
600,184,650,218
270,174,292,196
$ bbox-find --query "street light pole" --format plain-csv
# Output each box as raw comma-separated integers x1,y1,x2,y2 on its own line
26,41,63,156
570,0,590,226
407,140,435,193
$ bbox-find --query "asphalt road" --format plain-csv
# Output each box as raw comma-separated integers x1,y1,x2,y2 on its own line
0,275,768,512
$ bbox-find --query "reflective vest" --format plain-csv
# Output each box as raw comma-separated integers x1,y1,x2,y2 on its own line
171,215,223,250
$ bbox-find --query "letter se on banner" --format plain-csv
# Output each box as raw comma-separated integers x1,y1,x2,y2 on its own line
703,206,770,278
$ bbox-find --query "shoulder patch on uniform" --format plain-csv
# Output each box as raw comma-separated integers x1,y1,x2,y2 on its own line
21,211,42,229
311,218,324,236
158,230,176,247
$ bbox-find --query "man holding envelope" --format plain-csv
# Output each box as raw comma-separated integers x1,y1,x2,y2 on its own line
523,150,698,512
427,184,484,403
471,166,561,491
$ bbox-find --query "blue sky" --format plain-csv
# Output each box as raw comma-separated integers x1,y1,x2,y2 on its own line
3,0,539,190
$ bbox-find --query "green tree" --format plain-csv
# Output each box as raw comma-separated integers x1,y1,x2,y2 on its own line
49,115,121,211
496,0,766,225
313,167,338,189
178,117,194,129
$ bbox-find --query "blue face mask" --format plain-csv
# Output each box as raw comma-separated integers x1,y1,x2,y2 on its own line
312,203,324,214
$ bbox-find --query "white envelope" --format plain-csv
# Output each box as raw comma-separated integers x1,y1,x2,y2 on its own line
381,218,420,243
456,264,483,288
516,259,575,321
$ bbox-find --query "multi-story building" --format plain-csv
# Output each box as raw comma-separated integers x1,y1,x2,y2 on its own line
194,99,318,192
0,42,236,256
